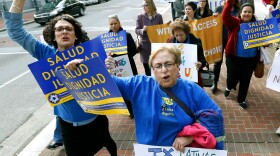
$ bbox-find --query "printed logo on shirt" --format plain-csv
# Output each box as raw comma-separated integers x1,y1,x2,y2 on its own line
161,97,174,116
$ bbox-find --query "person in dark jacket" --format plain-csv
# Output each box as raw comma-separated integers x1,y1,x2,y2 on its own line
167,18,206,88
108,14,138,118
222,0,269,109
211,0,240,92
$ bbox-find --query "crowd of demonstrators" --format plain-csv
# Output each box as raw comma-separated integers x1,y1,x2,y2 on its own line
167,18,206,88
135,0,163,76
3,0,117,155
6,0,278,153
211,0,240,92
66,45,224,151
108,14,138,118
222,0,270,109
197,0,213,18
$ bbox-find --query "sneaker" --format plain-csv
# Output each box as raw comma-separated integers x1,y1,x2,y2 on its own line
239,102,248,109
47,141,63,149
224,88,230,97
211,82,217,92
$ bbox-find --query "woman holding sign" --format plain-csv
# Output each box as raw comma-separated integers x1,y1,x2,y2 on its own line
3,1,117,155
108,14,138,118
66,45,225,151
222,0,268,109
135,0,163,76
167,18,206,88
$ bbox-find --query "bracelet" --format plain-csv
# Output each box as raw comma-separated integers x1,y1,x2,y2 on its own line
12,4,22,12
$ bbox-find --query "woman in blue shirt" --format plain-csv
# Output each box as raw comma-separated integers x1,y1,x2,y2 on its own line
4,0,117,155
66,45,225,151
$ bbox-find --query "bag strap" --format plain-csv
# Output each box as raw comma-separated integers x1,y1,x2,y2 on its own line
160,87,194,118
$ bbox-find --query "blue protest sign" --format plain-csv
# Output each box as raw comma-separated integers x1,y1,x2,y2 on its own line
99,30,128,55
240,18,280,49
28,37,106,106
55,58,129,115
271,9,280,23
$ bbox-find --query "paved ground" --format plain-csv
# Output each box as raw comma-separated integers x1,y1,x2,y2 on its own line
1,6,280,156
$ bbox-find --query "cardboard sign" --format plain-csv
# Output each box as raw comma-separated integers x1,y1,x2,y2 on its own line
55,58,129,115
266,49,280,92
28,38,106,106
147,24,172,43
188,15,223,64
134,143,228,156
152,43,198,82
111,55,133,77
99,30,128,55
240,18,280,49
271,9,280,23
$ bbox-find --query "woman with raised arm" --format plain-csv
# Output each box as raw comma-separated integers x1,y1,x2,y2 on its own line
222,0,269,109
3,1,117,155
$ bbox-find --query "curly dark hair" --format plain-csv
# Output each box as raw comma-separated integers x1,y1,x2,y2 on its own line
185,1,197,11
43,14,89,48
169,18,190,36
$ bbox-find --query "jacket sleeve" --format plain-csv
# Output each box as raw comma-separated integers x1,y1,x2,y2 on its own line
3,11,54,60
197,38,206,69
222,0,238,31
135,14,144,36
126,32,137,57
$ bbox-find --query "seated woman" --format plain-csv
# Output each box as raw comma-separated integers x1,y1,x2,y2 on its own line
66,45,225,151
167,18,206,88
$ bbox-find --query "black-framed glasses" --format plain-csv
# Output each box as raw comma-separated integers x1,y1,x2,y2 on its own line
153,62,175,71
54,26,74,32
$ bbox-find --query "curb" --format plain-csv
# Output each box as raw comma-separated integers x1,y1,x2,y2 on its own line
0,20,35,32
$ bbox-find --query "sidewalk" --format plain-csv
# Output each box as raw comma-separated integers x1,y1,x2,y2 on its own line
0,10,35,32
4,5,280,156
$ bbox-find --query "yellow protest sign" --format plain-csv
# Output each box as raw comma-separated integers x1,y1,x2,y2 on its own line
147,24,172,43
188,15,223,64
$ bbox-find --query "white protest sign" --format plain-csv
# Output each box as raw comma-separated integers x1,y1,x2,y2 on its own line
254,0,274,20
266,49,280,92
134,143,228,156
152,43,198,82
111,54,133,77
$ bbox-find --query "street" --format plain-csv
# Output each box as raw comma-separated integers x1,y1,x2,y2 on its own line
0,0,170,155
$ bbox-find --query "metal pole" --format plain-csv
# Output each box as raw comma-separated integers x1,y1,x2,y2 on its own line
2,0,8,11
33,0,39,12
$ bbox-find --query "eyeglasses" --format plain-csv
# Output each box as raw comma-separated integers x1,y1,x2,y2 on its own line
142,4,148,8
153,62,175,71
54,26,74,32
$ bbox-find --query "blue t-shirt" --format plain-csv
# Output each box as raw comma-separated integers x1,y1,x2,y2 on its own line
237,31,258,58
